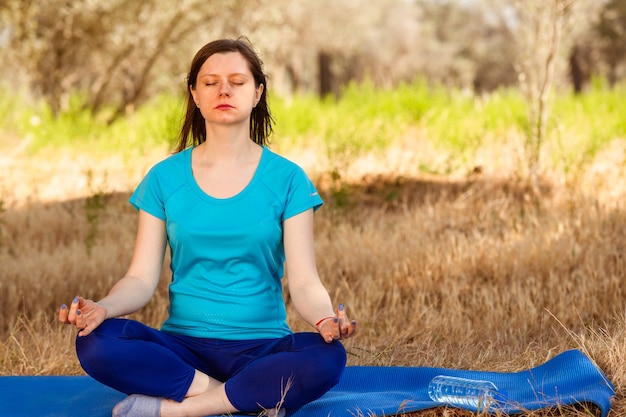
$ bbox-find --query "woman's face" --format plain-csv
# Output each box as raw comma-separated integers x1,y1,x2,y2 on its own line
190,51,263,128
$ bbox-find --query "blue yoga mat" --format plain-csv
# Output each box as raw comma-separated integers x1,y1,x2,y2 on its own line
0,349,613,417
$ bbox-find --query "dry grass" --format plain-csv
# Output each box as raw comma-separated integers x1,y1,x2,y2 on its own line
0,137,624,416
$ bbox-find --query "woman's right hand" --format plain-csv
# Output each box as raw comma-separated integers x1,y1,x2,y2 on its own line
58,296,107,337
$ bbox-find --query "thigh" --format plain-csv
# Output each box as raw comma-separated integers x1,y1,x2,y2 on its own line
76,318,197,401
224,332,347,411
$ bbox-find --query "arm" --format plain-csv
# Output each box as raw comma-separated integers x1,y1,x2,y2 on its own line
284,208,356,343
59,209,167,336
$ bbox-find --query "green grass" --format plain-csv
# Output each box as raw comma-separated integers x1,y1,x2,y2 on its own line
2,79,624,177
550,80,626,173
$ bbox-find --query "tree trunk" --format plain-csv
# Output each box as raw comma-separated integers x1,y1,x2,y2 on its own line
318,51,333,98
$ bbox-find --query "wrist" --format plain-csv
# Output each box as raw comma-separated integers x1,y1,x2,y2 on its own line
96,301,111,319
315,316,335,332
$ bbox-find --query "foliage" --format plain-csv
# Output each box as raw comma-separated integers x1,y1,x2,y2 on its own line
595,0,626,85
1,0,625,121
510,0,582,180
0,0,228,118
551,80,626,173
1,80,624,180
107,93,185,154
3,92,183,156
274,80,519,153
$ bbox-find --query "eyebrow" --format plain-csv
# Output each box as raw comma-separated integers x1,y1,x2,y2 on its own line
198,72,250,78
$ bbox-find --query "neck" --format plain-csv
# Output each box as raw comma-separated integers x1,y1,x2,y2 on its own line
197,124,259,164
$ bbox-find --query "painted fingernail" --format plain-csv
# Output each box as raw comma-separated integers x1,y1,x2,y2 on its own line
73,297,78,303
61,304,67,310
334,317,338,323
76,310,82,315
339,304,344,311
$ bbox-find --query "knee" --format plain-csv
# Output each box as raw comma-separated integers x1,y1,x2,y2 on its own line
300,339,347,390
75,333,103,377
75,319,124,374
283,341,346,408
319,341,347,384
75,327,103,371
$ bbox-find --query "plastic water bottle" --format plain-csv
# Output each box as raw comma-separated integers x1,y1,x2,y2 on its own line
427,375,499,411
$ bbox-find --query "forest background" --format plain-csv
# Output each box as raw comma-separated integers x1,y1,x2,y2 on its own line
1,0,625,416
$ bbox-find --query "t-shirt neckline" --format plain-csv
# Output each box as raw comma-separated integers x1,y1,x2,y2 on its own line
186,145,267,203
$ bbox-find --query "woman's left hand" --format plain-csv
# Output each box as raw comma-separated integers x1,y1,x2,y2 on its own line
316,304,357,343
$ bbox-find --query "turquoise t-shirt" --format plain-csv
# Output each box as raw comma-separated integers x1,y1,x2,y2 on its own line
129,146,323,340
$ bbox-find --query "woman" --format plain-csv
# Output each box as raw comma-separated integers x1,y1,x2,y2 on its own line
59,37,357,417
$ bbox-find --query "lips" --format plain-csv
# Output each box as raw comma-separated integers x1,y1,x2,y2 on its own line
215,104,234,110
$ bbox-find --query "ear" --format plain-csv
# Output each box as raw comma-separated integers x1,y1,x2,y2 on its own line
190,85,199,107
254,84,264,107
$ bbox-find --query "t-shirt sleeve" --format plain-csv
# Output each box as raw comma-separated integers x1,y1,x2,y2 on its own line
283,167,323,220
129,167,167,221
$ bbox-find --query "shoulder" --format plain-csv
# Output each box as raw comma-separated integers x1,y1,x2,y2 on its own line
135,148,191,199
259,147,323,213
148,148,190,176
261,147,308,178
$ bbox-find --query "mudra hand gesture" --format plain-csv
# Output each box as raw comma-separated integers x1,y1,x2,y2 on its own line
58,296,107,337
316,305,357,343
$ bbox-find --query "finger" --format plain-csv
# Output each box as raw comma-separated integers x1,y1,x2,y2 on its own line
319,325,334,343
67,297,80,323
337,304,351,335
75,310,94,337
331,317,340,339
75,309,84,329
58,304,68,323
78,325,94,337
345,320,357,338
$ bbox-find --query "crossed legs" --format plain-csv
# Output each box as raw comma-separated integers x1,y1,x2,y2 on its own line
77,319,345,416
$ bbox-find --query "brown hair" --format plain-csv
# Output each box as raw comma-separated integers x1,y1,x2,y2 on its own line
174,37,274,152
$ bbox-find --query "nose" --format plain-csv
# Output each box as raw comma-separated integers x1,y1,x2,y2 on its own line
218,82,231,97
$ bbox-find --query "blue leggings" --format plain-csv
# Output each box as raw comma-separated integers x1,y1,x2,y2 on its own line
76,319,346,412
